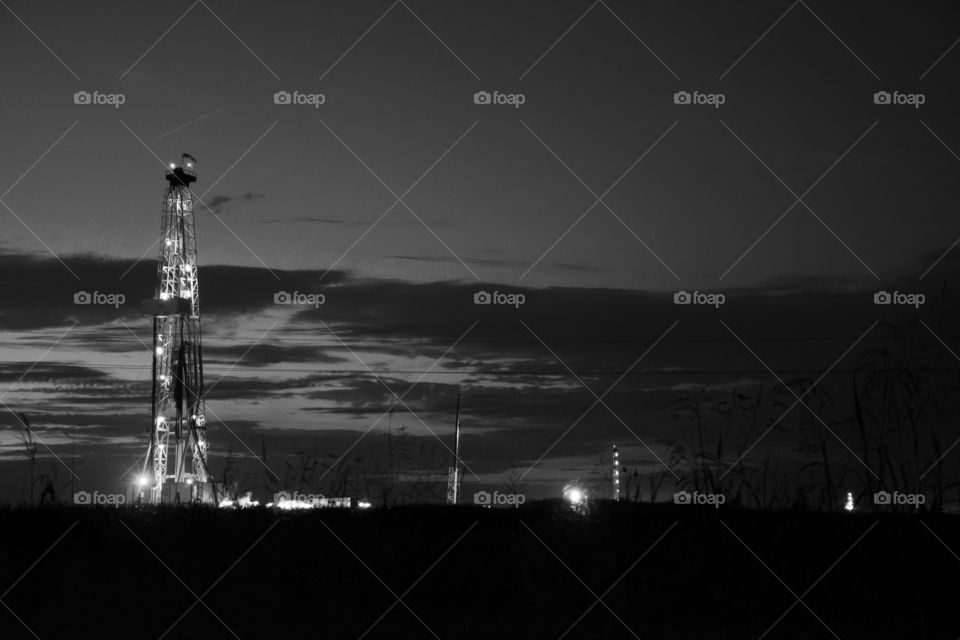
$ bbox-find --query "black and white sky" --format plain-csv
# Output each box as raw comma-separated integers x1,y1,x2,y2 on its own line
1,0,959,501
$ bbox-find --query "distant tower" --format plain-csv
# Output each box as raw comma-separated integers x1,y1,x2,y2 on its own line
446,394,462,505
611,445,621,501
140,154,210,504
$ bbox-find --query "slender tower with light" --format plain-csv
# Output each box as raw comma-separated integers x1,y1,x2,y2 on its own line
446,394,462,505
612,444,621,501
140,153,210,504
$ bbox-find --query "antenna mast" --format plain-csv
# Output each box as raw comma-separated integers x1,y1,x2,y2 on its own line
446,394,462,505
612,444,621,501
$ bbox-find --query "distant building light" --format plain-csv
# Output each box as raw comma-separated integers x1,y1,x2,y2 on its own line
220,493,258,509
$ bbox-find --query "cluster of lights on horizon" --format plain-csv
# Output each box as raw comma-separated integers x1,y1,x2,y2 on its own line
563,481,588,514
215,494,373,510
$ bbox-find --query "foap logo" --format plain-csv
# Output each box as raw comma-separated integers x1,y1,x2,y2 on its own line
873,490,925,507
873,90,925,108
273,90,326,108
673,90,725,108
873,290,925,308
473,490,525,507
274,491,323,505
74,490,126,507
473,290,526,309
74,290,125,308
673,290,725,309
473,90,526,109
274,290,325,308
73,90,126,109
673,490,725,508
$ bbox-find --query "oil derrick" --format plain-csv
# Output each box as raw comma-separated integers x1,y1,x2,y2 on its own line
139,154,210,504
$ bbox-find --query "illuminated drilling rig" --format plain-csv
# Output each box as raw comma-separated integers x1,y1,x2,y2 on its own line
139,153,211,504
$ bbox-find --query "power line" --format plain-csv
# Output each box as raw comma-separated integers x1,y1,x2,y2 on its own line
7,333,958,345
3,363,958,377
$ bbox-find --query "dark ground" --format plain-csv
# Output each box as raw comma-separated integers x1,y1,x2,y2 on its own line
0,501,957,639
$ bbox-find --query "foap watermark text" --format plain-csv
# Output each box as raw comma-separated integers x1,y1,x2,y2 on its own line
74,490,125,506
674,90,725,108
874,490,925,507
874,290,924,308
673,490,725,508
275,291,325,307
274,491,323,504
74,290,125,308
74,90,125,108
474,490,525,506
674,290,725,308
274,90,326,108
474,90,525,109
873,90,924,108
474,290,525,309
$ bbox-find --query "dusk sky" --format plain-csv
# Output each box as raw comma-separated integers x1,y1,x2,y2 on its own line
2,0,959,502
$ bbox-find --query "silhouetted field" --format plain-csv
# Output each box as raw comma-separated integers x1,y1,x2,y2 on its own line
0,501,957,639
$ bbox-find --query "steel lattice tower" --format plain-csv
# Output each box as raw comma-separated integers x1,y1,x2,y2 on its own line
140,153,210,504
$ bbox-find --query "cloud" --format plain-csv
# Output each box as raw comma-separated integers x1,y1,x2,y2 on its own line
260,216,370,225
0,247,957,500
387,253,601,273
202,192,265,214
204,343,348,367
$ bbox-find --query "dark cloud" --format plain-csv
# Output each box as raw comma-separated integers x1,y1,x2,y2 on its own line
0,362,112,384
202,192,265,214
1,247,958,501
203,343,348,367
260,216,370,225
387,253,601,273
